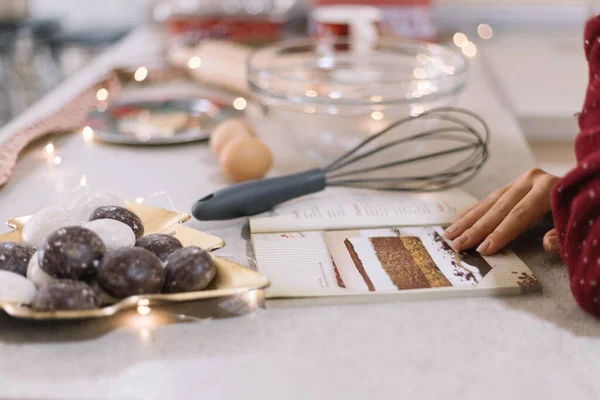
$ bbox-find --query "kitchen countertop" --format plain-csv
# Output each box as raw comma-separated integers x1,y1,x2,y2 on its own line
1,28,599,400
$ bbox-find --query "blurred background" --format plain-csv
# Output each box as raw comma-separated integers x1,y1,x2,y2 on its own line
0,0,594,174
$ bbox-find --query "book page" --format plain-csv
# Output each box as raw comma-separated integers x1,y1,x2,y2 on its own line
250,188,478,233
252,226,541,299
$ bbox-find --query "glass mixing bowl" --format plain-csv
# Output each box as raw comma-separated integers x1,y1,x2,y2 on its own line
247,37,469,163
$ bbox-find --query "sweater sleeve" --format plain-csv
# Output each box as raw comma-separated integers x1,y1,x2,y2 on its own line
552,15,600,317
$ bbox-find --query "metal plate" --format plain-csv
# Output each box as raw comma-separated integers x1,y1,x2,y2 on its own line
0,202,270,320
86,98,243,145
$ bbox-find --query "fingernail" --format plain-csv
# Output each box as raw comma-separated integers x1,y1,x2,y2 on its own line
548,236,559,252
445,224,459,235
453,235,467,248
476,239,491,254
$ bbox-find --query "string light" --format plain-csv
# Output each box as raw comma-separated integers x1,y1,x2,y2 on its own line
413,68,427,79
137,305,151,316
371,111,384,120
80,175,87,186
329,91,341,99
305,89,318,97
304,106,316,114
188,56,201,69
82,126,94,141
416,53,429,63
371,95,383,102
411,105,425,117
44,142,54,153
453,32,468,48
477,24,493,39
53,156,62,165
134,67,148,82
233,97,247,110
462,42,478,58
96,88,108,101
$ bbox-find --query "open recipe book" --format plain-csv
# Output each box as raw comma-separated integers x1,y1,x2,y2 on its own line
250,188,541,304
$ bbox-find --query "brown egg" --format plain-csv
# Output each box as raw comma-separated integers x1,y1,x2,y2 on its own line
219,137,272,182
209,118,255,156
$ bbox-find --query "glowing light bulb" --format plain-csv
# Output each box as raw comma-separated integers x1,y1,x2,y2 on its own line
96,88,108,101
413,68,427,79
80,175,87,186
233,97,247,110
188,56,201,69
416,53,429,64
411,105,425,117
371,95,383,102
305,89,318,98
304,106,316,114
329,91,341,99
371,111,384,120
53,156,62,165
82,126,94,141
44,143,54,153
137,306,150,316
477,24,493,40
134,67,148,82
453,32,468,48
462,42,477,58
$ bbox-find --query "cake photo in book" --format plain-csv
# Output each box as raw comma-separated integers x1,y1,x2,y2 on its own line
325,227,494,292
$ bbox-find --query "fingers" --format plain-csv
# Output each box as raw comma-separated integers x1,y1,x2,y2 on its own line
445,180,514,240
450,181,533,250
477,176,557,255
543,229,560,253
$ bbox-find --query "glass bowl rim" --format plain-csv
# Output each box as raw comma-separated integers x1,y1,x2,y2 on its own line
247,37,469,106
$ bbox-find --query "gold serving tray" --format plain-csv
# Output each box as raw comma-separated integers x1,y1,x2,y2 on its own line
0,201,270,320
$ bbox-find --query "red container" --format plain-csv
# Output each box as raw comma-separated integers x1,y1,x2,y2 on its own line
166,15,284,46
312,0,435,40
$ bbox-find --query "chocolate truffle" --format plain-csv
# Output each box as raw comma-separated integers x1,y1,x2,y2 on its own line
84,219,136,251
0,270,37,304
33,280,100,311
163,247,216,293
89,206,144,239
97,247,165,299
0,242,35,276
135,234,183,261
26,251,58,288
22,206,79,247
69,190,126,224
90,280,118,305
38,226,105,280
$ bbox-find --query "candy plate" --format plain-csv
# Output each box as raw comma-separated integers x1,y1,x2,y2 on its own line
0,201,270,320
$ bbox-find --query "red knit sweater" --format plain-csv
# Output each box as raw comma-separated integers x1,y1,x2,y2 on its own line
552,15,600,317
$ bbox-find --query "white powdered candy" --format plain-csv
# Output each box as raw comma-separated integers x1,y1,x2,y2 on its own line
84,219,136,251
69,190,125,224
22,207,79,248
0,270,37,304
26,251,57,288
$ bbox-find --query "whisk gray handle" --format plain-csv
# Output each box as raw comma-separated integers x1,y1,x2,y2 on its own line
191,169,327,220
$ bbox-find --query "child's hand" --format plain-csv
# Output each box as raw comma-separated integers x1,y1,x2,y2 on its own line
444,168,559,255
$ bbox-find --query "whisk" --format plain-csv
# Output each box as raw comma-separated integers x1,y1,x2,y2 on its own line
192,107,490,221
